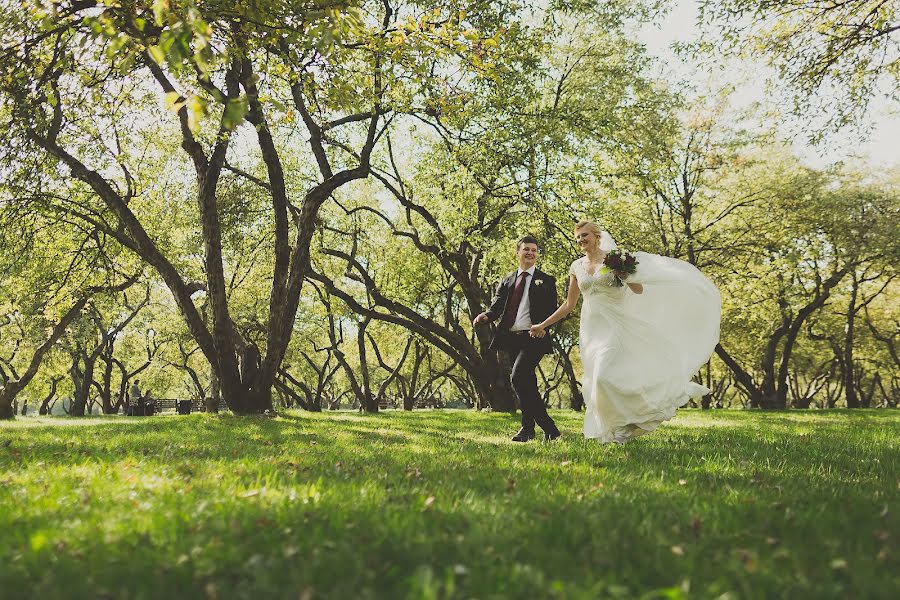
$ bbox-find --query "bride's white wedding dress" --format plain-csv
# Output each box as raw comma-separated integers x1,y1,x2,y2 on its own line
571,249,721,442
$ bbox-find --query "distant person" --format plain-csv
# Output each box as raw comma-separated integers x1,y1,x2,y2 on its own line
129,379,143,415
143,389,156,416
129,379,141,403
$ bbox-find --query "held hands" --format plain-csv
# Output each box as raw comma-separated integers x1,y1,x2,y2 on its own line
529,324,546,338
472,313,489,326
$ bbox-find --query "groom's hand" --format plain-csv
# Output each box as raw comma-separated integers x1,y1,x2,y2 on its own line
473,312,489,326
529,324,546,338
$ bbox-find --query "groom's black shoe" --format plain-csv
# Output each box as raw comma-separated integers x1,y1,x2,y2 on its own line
511,429,536,442
543,430,561,442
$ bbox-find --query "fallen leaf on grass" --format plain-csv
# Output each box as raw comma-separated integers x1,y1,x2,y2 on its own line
204,582,218,600
237,489,259,498
671,545,684,556
678,479,687,486
423,495,435,510
689,516,702,537
735,549,757,572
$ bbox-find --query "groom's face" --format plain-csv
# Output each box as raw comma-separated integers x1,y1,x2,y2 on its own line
516,243,539,269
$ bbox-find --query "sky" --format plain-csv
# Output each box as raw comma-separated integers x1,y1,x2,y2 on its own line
635,0,900,170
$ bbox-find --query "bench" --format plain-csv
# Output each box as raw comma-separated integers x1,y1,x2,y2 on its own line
129,399,224,415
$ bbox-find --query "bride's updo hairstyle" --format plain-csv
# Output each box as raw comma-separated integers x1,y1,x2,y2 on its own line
574,220,602,237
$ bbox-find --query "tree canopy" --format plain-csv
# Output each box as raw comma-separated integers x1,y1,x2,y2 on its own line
1,0,897,418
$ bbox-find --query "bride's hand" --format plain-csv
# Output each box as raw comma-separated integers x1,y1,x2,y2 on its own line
529,324,546,338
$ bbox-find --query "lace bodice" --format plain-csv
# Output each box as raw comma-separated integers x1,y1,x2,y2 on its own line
571,257,623,298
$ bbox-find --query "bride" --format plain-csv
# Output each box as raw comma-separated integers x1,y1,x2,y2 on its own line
529,221,721,443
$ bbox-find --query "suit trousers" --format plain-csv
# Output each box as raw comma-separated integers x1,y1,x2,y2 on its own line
506,332,559,435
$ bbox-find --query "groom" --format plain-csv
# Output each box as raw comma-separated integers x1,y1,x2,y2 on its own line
473,236,561,442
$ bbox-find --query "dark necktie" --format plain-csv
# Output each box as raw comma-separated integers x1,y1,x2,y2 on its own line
501,271,529,328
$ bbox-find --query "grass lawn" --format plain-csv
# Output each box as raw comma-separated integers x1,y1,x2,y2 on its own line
0,409,897,599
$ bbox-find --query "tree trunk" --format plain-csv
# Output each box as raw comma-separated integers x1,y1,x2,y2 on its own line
552,337,583,411
39,377,61,415
99,344,117,414
844,273,860,408
0,392,13,420
70,352,96,417
471,355,518,412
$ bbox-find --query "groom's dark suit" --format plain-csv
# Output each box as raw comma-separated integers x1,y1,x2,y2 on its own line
484,268,560,437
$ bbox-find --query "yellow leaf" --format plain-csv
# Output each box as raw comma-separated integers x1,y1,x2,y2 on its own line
147,44,166,65
30,532,48,552
164,91,183,111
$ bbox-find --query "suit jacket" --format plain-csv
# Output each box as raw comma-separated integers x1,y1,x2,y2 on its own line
484,268,558,355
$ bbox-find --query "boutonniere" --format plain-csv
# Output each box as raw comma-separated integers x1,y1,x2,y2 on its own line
534,279,544,286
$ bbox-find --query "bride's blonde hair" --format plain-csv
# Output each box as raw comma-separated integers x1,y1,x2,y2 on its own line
574,220,602,236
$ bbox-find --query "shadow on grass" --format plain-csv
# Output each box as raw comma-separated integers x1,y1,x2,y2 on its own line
1,410,897,599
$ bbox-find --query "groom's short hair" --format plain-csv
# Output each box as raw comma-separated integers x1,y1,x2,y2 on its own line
517,235,540,251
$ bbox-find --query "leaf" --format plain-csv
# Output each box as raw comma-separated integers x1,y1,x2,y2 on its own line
147,44,166,65
164,91,184,112
152,0,168,27
30,532,48,552
222,96,249,130
187,95,208,133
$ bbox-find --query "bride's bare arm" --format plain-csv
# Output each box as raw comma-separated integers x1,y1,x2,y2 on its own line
530,274,580,337
617,270,643,294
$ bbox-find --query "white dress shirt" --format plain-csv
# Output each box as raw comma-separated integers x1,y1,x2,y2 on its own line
511,265,536,331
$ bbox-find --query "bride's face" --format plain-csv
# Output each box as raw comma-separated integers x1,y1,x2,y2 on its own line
575,227,598,254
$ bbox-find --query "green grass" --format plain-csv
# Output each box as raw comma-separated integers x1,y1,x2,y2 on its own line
0,410,897,599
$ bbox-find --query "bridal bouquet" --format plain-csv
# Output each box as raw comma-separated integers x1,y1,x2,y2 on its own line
602,250,638,287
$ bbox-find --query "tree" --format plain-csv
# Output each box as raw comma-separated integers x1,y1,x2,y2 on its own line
0,0,530,413
699,0,900,133
714,173,897,408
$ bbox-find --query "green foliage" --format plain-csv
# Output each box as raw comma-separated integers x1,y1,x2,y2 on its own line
698,0,900,135
0,410,897,597
0,1,896,412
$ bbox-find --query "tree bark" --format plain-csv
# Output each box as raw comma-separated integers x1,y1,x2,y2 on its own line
844,272,860,408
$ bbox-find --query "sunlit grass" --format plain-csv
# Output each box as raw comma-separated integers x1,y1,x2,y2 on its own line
1,410,897,599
